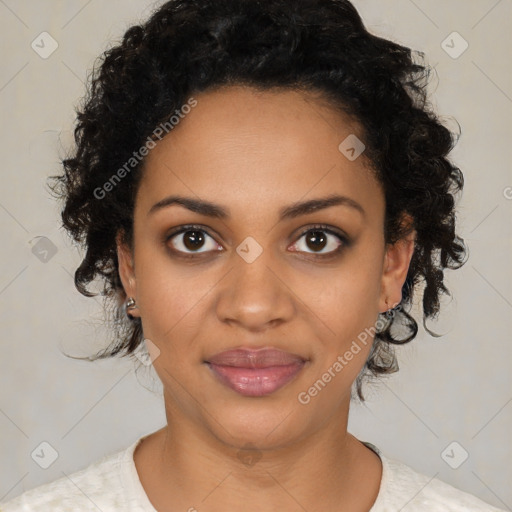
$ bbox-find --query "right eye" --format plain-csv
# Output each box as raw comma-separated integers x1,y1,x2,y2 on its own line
165,224,223,258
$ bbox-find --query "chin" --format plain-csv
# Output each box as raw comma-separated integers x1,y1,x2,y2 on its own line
203,395,310,451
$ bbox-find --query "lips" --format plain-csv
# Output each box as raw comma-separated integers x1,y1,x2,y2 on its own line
206,348,305,368
205,348,307,397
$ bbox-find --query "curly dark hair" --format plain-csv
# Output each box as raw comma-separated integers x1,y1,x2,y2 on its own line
51,0,467,400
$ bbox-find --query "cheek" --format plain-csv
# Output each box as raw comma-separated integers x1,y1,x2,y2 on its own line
132,246,213,350
303,249,383,381
311,251,383,329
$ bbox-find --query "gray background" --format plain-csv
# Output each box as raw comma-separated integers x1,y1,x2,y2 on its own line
0,0,511,508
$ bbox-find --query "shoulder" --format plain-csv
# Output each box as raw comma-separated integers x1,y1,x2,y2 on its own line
0,447,127,511
373,450,506,511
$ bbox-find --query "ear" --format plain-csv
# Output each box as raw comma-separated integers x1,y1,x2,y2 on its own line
379,214,416,313
116,230,139,317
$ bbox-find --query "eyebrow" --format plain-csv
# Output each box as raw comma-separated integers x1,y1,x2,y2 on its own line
148,194,365,220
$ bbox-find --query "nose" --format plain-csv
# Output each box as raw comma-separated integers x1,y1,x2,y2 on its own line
214,242,296,332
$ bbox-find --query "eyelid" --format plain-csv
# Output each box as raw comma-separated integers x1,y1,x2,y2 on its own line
165,223,217,240
294,224,349,244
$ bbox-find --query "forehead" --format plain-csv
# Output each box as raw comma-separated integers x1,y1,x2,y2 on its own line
137,85,384,223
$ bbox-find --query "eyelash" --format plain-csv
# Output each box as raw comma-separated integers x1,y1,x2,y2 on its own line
164,223,350,260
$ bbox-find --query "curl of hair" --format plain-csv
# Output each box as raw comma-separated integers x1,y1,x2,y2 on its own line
51,0,467,400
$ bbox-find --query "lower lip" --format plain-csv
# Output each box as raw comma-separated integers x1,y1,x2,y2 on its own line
206,362,306,397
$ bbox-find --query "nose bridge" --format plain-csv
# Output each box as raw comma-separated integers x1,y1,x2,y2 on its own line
215,236,294,329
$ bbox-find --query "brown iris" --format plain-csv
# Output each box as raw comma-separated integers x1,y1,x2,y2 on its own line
305,230,327,252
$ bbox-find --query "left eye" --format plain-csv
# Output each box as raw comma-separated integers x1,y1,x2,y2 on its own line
290,228,345,255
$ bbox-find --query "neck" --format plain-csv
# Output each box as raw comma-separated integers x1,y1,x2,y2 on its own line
134,393,382,512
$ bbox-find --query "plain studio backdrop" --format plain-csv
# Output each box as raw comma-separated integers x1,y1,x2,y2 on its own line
0,0,511,508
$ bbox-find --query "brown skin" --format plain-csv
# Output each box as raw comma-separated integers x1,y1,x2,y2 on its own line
117,85,415,511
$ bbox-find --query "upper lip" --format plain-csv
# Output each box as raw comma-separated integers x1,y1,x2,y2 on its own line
206,347,306,368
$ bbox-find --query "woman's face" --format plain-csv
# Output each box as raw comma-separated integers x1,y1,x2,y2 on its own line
118,85,414,449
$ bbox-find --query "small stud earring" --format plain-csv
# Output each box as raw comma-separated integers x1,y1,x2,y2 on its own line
125,297,137,319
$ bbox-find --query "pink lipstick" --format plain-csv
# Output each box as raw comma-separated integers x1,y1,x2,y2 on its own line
205,348,306,397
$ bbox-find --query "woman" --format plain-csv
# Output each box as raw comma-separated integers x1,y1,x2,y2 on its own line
1,0,505,510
